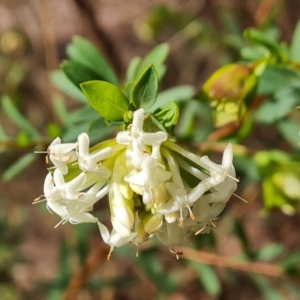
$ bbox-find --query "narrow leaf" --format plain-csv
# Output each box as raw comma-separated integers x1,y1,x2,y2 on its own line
80,80,129,121
131,64,158,110
188,262,221,297
67,36,119,85
277,118,300,149
51,70,87,103
0,123,8,141
62,60,103,88
256,243,285,261
53,97,69,125
2,153,37,181
126,56,141,83
290,20,300,63
244,29,282,59
1,96,40,139
252,274,284,300
150,85,195,112
137,43,169,78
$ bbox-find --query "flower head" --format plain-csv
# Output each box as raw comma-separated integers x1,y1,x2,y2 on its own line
36,108,239,258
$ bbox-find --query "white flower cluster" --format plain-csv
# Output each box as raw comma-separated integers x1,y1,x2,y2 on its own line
35,108,238,258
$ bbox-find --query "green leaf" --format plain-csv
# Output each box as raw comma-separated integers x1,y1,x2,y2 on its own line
262,177,287,210
257,65,299,95
53,97,69,124
290,20,300,63
233,218,254,258
277,118,300,149
281,250,300,276
80,80,129,121
136,43,169,78
126,56,141,83
244,29,284,60
130,64,158,110
241,45,270,61
67,36,119,86
150,85,195,112
252,274,284,300
51,70,87,103
1,95,40,139
256,243,285,261
62,60,103,89
2,153,36,181
0,124,8,141
154,101,179,136
188,262,221,297
255,87,300,124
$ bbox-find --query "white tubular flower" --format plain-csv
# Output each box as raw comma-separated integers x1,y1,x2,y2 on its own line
184,200,226,235
97,222,137,259
53,169,87,200
109,163,135,237
40,173,69,226
124,155,171,204
47,137,77,175
116,108,167,168
187,176,222,204
201,167,238,203
157,182,188,220
66,201,99,224
77,133,112,176
41,171,108,228
199,143,234,183
78,182,109,207
156,221,189,246
43,172,61,201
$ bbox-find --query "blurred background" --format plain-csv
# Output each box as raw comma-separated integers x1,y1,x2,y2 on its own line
1,0,300,299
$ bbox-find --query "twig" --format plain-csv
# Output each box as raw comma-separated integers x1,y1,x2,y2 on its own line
180,247,286,278
62,243,108,300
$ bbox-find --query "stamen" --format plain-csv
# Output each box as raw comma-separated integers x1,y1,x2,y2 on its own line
107,247,114,260
34,151,50,163
195,224,206,235
169,246,183,260
32,198,46,204
233,193,248,203
187,205,195,220
136,247,139,258
226,173,239,182
210,220,216,228
33,195,44,201
54,218,68,228
179,209,184,226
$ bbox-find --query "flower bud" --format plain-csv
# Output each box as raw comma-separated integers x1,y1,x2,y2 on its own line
165,211,179,223
111,216,132,238
134,222,149,245
142,213,163,234
111,203,134,230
